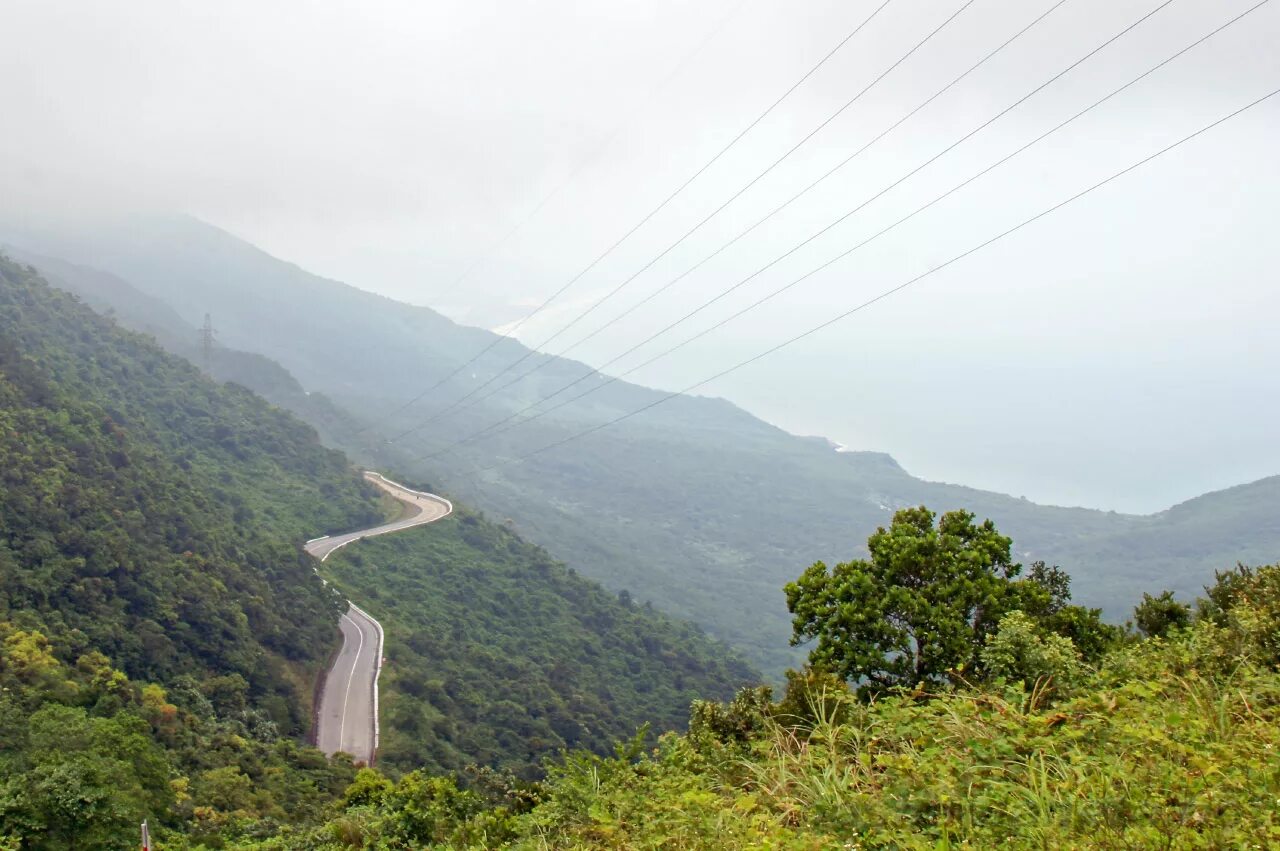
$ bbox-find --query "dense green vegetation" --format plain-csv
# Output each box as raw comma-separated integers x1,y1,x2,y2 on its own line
0,254,383,714
0,254,385,847
0,255,763,846
0,625,361,849
785,508,1116,690
235,516,1280,850
5,235,1277,848
321,499,756,780
14,216,1277,678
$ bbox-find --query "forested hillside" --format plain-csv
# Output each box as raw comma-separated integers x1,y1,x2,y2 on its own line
2,245,370,442
0,253,380,721
0,254,759,846
9,216,1276,677
224,513,1280,850
0,254,384,846
322,499,755,780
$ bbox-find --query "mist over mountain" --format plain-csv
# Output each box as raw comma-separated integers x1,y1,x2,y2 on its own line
5,0,1280,843
8,214,1275,676
6,1,1278,518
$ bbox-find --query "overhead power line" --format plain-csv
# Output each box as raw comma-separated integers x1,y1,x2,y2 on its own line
532,0,1074,366
430,0,752,301
382,0,902,437
461,84,1280,479
353,0,751,436
394,0,981,437
412,0,1221,461
404,0,1077,444
366,0,897,435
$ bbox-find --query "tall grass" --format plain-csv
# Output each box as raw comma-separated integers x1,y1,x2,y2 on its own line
706,655,1280,849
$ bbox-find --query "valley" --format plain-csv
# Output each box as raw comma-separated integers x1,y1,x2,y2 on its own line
6,218,1275,676
0,254,754,844
2,2,1276,841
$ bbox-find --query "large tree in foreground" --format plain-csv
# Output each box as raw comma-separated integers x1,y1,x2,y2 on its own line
786,507,1050,690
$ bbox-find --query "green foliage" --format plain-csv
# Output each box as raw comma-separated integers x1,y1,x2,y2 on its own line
1016,561,1121,664
0,256,377,841
0,255,381,699
1134,590,1193,638
981,610,1084,692
1195,564,1280,666
687,686,774,750
0,622,359,848
0,255,762,842
772,666,856,728
785,507,1072,690
1037,602,1121,665
0,701,169,851
321,503,756,779
283,638,1278,848
290,566,1280,849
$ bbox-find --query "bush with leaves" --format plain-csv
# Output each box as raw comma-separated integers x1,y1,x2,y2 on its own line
981,610,1084,692
1194,564,1280,665
1133,590,1192,638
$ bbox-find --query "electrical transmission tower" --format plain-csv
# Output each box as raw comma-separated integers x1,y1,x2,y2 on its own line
199,313,216,370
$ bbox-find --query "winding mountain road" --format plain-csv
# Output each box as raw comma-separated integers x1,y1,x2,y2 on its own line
306,471,452,764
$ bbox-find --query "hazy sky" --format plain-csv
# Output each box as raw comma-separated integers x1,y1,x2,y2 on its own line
3,0,1278,512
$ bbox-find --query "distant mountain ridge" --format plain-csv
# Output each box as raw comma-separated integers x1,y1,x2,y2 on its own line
6,214,1276,676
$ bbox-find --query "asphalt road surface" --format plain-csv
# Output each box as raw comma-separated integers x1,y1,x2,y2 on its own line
307,471,452,764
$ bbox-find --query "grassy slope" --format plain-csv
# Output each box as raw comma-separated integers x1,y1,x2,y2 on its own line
496,646,1280,849
235,560,1280,844
241,566,1280,850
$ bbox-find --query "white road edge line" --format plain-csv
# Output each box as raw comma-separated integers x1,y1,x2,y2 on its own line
349,602,385,755
336,612,364,749
316,477,453,563
308,471,454,764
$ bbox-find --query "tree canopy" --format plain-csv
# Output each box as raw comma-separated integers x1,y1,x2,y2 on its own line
0,254,759,842
784,506,1112,689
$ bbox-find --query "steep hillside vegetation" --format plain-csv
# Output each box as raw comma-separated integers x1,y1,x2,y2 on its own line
2,245,369,443
0,253,761,845
227,523,1280,850
280,626,1280,849
322,499,755,780
0,253,379,719
0,254,384,847
8,216,1277,677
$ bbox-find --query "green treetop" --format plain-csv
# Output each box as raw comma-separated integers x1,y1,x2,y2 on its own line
785,506,1111,690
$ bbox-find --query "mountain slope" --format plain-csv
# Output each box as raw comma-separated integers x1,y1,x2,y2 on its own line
8,215,1277,675
0,253,388,846
0,244,370,441
1,250,759,843
0,253,378,710
323,496,756,780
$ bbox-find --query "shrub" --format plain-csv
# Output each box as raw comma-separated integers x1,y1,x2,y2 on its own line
1133,591,1192,638
981,610,1084,692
